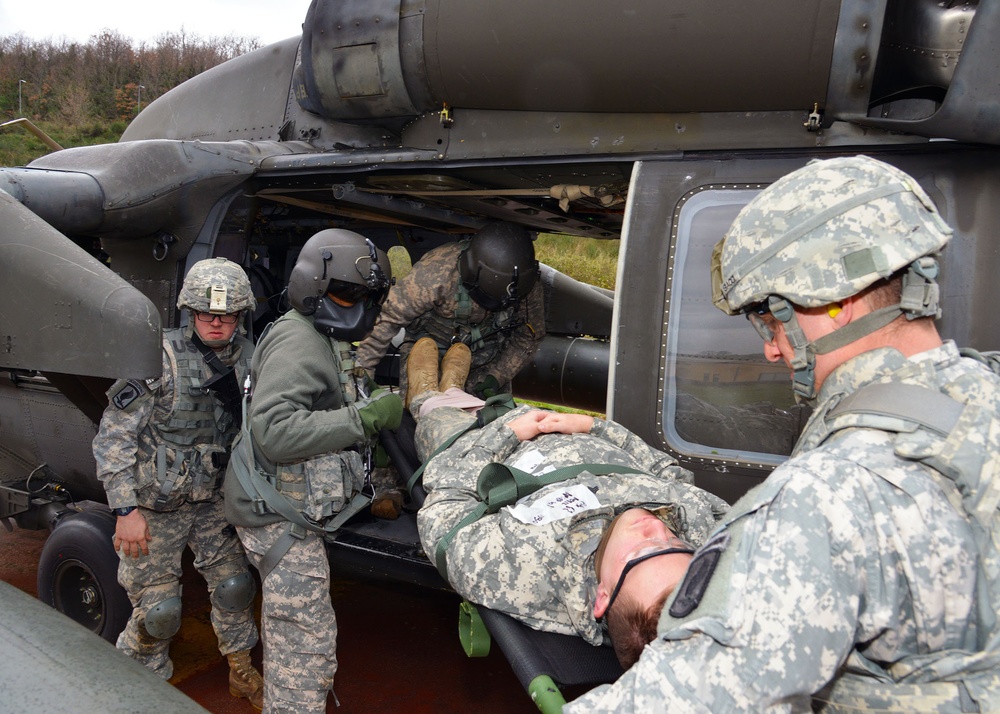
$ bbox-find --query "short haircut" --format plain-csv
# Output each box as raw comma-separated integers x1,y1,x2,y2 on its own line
862,272,903,311
606,588,672,669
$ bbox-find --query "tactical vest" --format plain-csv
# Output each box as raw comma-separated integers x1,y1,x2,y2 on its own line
136,328,252,510
407,250,524,367
810,353,1000,713
226,310,371,578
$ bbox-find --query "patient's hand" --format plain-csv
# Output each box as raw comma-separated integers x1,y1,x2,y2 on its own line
537,413,594,435
508,411,594,441
509,410,548,441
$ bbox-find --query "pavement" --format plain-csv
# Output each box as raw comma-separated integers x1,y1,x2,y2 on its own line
0,524,542,713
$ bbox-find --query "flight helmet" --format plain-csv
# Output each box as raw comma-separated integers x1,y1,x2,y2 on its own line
459,222,540,311
287,229,392,341
710,155,952,402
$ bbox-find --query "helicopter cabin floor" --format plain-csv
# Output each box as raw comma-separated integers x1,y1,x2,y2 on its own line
0,524,547,713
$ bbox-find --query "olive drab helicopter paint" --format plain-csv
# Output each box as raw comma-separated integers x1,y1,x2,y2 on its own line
1,0,999,710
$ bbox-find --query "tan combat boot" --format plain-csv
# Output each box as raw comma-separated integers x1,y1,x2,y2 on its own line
227,650,264,711
406,337,440,407
439,342,472,392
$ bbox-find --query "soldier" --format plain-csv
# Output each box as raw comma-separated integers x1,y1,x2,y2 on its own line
356,221,546,404
93,257,263,708
224,229,402,714
568,156,1000,712
407,338,728,666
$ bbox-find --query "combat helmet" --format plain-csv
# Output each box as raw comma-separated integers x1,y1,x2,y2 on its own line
177,257,255,314
459,222,540,311
287,229,392,340
710,155,953,402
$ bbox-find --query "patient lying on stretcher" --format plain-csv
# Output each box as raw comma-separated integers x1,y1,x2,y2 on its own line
405,338,729,667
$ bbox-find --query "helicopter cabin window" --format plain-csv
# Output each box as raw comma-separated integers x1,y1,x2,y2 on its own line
662,187,808,465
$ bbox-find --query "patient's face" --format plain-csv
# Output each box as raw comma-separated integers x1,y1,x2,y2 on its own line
594,508,694,618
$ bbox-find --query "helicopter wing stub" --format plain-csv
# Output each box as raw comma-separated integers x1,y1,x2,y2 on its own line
0,190,161,380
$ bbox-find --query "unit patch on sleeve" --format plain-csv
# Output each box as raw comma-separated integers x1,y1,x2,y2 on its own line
668,530,730,618
107,378,152,413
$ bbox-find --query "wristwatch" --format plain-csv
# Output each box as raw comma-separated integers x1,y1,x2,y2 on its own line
113,506,138,517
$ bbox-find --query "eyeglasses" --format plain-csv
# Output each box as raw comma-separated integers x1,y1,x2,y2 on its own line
603,535,695,617
745,301,776,343
194,311,239,324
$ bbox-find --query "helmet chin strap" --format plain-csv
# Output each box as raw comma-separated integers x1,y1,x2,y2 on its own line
779,258,941,404
789,304,903,403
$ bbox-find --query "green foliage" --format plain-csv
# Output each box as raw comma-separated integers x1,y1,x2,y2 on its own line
1,30,257,156
0,119,123,165
535,232,618,290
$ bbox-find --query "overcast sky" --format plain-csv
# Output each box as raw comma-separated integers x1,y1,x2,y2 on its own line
1,0,313,46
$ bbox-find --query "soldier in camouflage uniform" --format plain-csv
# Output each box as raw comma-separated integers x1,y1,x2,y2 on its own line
223,229,402,714
93,257,263,708
407,339,728,662
356,221,546,403
568,156,1000,712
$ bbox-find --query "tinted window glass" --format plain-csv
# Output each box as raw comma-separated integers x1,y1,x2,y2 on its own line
663,188,808,463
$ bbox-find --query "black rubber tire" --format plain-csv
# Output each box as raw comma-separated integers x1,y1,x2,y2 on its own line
37,509,133,642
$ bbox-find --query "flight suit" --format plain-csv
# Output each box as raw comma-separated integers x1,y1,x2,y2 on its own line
225,310,368,714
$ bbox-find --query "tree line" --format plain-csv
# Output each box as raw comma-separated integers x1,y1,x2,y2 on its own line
1,29,262,125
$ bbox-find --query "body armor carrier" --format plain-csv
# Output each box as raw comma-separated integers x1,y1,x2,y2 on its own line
135,328,252,511
408,281,524,370
812,351,1000,713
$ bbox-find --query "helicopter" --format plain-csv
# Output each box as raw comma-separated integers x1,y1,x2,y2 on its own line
1,0,999,710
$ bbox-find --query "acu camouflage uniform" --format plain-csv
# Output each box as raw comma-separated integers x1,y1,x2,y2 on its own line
414,402,729,643
356,241,546,399
224,309,370,714
567,344,1000,713
93,328,258,678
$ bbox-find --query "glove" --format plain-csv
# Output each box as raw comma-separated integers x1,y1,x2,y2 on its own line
357,389,403,438
373,443,390,469
473,375,500,399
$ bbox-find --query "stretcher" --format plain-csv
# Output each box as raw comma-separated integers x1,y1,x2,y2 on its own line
324,411,623,713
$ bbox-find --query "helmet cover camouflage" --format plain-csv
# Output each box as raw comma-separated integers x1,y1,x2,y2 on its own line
712,155,953,315
177,257,255,314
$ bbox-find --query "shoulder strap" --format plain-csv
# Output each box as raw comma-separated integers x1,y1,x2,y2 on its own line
404,394,518,495
229,394,372,579
433,461,645,578
826,382,964,437
190,333,242,426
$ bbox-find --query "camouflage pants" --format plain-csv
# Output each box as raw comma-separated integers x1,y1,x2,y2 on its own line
410,394,478,462
237,521,336,714
116,499,259,679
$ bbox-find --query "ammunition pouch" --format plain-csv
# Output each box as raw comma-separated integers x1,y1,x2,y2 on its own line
274,450,365,523
136,443,225,512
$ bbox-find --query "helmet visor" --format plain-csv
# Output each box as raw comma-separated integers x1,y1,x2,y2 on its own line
327,279,374,307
